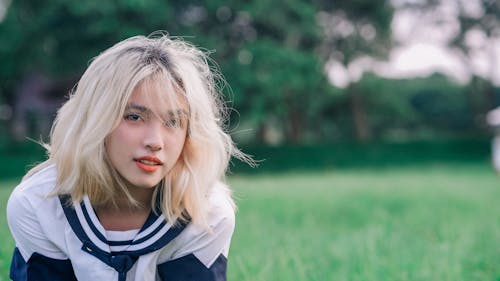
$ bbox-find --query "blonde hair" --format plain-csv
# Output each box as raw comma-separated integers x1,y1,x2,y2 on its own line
25,33,252,226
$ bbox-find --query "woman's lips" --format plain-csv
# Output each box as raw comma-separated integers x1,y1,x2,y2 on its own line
134,156,163,173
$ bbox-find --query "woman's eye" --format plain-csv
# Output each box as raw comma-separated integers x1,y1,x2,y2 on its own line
165,118,181,128
125,113,142,121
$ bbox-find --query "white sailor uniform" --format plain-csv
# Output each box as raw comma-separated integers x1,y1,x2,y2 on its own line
7,165,234,281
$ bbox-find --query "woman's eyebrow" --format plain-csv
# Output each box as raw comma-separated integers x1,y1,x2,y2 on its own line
174,109,189,118
126,103,149,113
127,103,189,118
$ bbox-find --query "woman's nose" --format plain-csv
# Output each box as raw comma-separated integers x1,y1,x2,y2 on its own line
146,142,162,151
143,122,163,151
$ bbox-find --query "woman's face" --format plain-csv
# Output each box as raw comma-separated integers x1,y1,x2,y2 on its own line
106,80,189,190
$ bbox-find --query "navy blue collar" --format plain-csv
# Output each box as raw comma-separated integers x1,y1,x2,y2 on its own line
59,195,189,257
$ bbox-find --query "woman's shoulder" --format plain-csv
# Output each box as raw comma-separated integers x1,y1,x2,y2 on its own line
157,181,236,268
7,164,70,262
168,181,236,244
206,181,235,228
8,164,59,214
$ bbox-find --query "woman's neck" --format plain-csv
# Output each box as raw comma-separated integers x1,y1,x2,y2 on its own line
119,184,156,209
96,186,156,231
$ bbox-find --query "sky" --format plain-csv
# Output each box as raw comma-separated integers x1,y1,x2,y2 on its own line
327,0,500,88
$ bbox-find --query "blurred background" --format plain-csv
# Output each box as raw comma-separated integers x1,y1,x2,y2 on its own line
0,0,499,280
0,0,499,174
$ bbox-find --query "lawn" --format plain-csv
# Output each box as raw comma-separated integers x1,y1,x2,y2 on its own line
0,180,15,281
1,163,499,280
227,163,499,281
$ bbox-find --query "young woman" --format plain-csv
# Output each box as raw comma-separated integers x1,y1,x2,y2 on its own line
7,34,252,281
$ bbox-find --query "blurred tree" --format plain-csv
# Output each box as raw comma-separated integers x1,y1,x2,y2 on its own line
216,0,329,143
354,73,478,140
0,0,335,144
4,0,482,144
0,1,176,95
455,0,499,129
399,0,500,130
0,0,182,139
314,0,394,141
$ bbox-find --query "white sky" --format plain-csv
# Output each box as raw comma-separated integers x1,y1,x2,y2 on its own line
328,0,500,88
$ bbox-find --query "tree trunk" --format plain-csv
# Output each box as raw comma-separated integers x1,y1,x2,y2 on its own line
257,121,267,144
284,91,303,143
348,85,371,141
288,105,303,143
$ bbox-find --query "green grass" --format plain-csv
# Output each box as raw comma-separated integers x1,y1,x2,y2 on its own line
0,180,15,281
1,163,499,280
227,163,500,281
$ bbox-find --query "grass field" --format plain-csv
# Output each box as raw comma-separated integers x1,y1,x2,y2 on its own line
1,163,499,280
0,180,15,281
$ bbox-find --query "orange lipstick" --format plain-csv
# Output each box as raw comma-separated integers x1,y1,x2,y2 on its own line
134,156,162,173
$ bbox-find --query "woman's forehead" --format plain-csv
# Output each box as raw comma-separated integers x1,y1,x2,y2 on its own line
130,77,187,109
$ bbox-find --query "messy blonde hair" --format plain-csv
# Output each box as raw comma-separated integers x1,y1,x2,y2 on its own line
25,33,252,226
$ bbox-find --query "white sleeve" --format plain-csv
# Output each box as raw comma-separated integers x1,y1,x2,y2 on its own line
156,202,235,281
171,201,235,268
7,186,67,261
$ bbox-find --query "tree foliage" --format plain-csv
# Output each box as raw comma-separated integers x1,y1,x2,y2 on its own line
0,0,492,144
0,0,336,144
397,0,500,126
313,0,394,141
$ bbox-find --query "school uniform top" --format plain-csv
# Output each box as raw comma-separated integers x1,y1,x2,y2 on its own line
7,164,235,281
